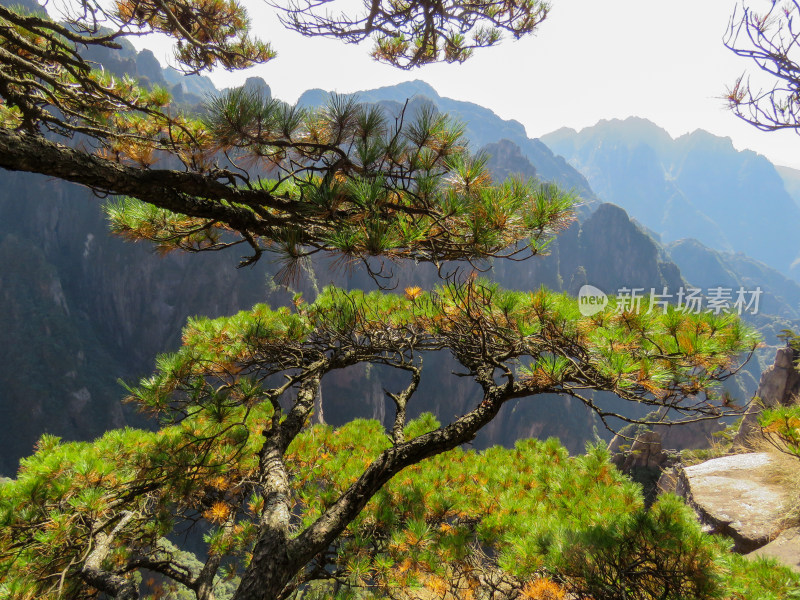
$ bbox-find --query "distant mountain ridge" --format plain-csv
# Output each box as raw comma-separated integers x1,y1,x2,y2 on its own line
542,117,800,280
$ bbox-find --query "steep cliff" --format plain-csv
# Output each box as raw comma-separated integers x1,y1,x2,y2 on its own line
735,346,800,446
0,170,270,474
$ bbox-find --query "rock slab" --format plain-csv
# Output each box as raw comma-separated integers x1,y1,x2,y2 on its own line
669,453,789,553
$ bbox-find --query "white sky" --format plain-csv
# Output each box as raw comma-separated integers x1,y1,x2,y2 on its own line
124,0,800,169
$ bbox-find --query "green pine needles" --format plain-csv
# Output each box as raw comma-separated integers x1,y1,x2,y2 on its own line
104,93,576,274
0,280,775,599
3,419,798,599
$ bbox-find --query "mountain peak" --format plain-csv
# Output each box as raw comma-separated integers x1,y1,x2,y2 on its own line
591,116,671,141
543,113,800,278
597,116,661,129
242,77,271,98
296,80,439,109
676,129,735,152
356,79,439,100
542,116,673,153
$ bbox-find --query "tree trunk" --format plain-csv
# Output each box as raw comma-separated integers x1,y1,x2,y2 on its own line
230,533,297,600
233,376,512,599
232,438,297,600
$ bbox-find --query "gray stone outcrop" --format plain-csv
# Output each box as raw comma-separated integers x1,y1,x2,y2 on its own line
610,431,681,505
610,431,669,472
736,346,800,446
660,453,790,553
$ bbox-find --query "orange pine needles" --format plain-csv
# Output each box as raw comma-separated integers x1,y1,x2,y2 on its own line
204,501,231,524
521,577,567,600
404,286,423,300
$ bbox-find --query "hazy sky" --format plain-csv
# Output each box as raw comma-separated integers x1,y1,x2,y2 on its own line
124,0,800,169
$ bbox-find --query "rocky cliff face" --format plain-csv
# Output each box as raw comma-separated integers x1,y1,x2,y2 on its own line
611,436,800,571
487,200,683,296
483,139,538,182
655,451,800,574
575,203,683,294
0,170,270,474
610,348,800,571
736,346,800,446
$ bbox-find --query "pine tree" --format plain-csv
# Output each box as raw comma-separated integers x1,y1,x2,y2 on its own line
0,2,767,599
726,0,800,132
